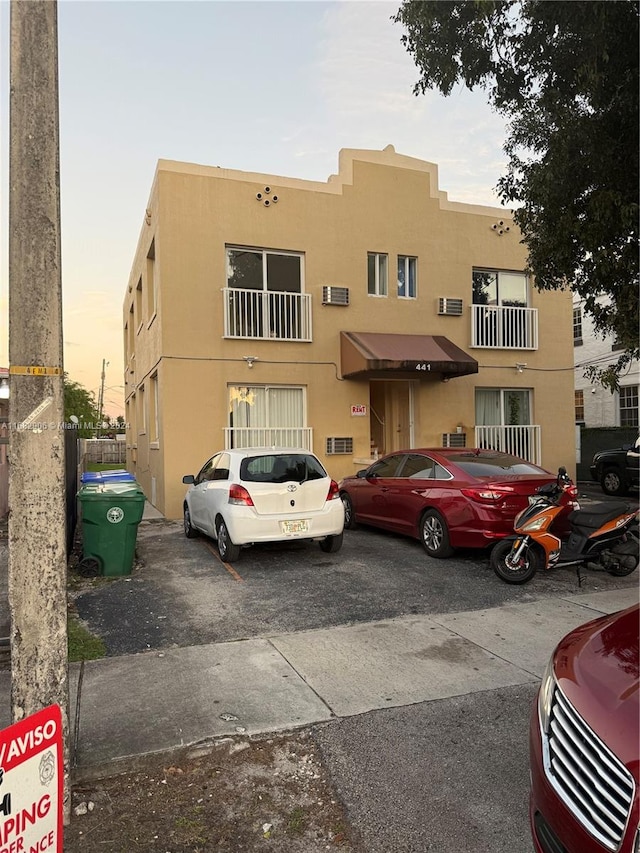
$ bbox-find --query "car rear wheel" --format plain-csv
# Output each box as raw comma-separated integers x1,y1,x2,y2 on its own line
184,505,198,539
341,494,356,529
216,518,241,562
420,510,453,558
319,532,343,553
601,467,628,496
491,539,540,584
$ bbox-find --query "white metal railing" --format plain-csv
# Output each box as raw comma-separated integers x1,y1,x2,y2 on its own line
471,305,538,349
223,288,312,341
224,427,313,450
474,425,542,465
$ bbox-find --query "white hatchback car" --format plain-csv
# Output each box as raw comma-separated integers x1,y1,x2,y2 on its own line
182,448,345,562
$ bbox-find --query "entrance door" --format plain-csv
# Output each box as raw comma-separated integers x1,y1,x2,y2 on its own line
370,381,414,456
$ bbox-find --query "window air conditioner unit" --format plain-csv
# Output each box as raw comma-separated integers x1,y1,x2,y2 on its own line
326,437,354,455
322,286,350,306
442,433,466,448
438,298,463,316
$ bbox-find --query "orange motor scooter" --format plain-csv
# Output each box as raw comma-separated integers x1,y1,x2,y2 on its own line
491,467,639,584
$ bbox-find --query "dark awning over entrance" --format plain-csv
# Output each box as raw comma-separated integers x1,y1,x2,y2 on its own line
340,331,478,380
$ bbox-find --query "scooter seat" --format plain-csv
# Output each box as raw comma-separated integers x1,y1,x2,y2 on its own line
568,502,631,531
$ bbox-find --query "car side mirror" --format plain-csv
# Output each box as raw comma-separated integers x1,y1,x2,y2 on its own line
182,474,195,484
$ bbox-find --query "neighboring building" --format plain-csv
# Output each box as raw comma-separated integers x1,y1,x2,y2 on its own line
123,145,576,519
573,297,639,428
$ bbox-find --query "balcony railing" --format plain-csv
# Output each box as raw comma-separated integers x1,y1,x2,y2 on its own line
223,288,312,341
224,427,313,450
471,305,538,349
474,425,542,465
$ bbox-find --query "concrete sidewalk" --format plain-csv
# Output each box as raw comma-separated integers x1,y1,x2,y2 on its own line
0,586,635,774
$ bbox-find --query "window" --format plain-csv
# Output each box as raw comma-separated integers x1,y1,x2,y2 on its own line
398,454,451,480
573,307,583,345
146,239,157,320
575,389,584,422
149,373,159,443
475,388,535,460
227,247,302,293
228,385,305,447
619,386,638,427
397,256,417,298
473,270,528,307
476,388,531,426
226,247,305,339
135,278,143,331
138,384,145,434
127,305,134,353
367,454,403,477
367,253,388,296
472,269,536,349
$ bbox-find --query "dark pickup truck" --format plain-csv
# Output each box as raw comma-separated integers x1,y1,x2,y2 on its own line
590,435,640,496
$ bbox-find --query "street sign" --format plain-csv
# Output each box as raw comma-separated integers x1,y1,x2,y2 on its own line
0,705,63,853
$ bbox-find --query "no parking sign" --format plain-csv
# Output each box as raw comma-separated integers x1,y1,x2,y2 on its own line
0,705,63,852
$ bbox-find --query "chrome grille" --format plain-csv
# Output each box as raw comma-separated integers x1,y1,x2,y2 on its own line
543,685,635,851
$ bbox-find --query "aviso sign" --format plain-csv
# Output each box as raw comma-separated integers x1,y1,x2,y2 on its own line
0,705,63,853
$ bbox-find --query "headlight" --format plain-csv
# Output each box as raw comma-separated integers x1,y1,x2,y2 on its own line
538,655,556,734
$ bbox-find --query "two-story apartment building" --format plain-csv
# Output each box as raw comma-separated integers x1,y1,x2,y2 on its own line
123,145,575,519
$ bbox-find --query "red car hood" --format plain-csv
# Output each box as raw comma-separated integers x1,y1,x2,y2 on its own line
554,604,639,771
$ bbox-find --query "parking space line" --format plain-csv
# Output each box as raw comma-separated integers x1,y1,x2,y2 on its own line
201,540,245,582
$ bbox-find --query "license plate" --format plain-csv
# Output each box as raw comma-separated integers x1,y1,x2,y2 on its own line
281,519,309,535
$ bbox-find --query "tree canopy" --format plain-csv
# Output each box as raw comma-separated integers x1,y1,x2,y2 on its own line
63,375,99,438
393,0,639,388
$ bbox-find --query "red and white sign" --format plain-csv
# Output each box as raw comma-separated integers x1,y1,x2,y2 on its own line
0,705,63,853
351,405,367,416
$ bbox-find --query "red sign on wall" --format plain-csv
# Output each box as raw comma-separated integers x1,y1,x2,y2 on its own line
0,704,63,853
351,405,367,416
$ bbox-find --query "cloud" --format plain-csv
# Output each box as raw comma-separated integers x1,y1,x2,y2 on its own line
303,1,509,206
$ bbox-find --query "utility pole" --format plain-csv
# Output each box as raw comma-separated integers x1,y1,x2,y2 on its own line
96,358,108,436
9,0,70,822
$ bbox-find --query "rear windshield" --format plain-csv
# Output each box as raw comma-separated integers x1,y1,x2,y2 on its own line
241,454,327,484
443,453,546,478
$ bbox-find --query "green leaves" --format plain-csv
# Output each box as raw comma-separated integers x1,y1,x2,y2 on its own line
394,0,639,381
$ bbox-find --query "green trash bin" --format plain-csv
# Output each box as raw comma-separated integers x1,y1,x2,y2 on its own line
77,481,146,577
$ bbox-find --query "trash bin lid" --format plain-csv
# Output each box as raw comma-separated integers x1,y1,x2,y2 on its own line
78,481,146,500
80,470,135,484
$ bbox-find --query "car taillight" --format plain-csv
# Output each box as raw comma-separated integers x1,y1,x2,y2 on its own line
228,484,254,506
327,480,340,501
461,486,512,503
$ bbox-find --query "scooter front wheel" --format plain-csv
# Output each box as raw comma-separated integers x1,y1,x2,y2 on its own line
491,539,541,584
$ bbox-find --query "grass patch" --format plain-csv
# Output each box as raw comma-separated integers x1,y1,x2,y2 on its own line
67,611,106,661
286,806,307,835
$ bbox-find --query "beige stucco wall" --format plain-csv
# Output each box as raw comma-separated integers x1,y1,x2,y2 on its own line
123,146,575,519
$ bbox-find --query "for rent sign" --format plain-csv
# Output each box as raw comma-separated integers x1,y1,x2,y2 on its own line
0,705,63,853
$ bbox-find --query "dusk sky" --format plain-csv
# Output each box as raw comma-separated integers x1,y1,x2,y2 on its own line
0,1,509,416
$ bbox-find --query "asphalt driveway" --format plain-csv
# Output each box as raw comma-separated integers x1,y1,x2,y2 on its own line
72,499,639,657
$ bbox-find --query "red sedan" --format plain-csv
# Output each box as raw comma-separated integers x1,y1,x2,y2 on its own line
530,604,639,853
338,448,557,558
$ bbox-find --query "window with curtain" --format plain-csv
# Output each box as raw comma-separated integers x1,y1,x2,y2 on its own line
228,385,305,444
397,256,417,298
475,389,531,425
